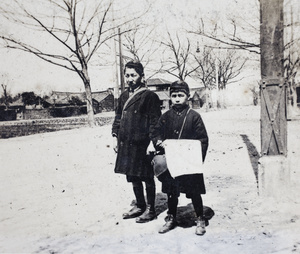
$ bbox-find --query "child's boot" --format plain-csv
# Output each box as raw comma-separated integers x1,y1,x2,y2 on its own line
195,217,206,235
158,214,177,233
136,204,157,223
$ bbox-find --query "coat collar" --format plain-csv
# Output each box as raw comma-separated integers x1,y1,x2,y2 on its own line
171,104,189,115
123,87,148,111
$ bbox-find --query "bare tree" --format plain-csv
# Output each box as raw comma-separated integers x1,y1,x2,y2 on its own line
192,47,247,108
0,84,12,110
161,31,199,81
0,73,13,110
215,50,247,108
0,0,144,126
189,4,260,55
216,50,247,90
285,53,300,108
192,46,215,89
284,1,300,111
122,26,164,80
191,1,300,90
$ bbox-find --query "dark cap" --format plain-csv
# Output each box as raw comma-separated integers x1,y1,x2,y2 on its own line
124,60,144,77
170,80,190,96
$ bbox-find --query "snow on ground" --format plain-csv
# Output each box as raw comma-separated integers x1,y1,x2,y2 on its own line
0,106,299,254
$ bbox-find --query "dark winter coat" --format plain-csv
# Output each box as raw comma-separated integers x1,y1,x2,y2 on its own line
112,88,161,179
152,105,209,196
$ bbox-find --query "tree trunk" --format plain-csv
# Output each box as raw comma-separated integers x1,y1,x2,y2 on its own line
291,83,298,109
205,88,209,111
85,83,95,127
81,68,95,127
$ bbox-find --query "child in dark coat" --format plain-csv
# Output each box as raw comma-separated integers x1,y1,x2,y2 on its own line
152,80,209,235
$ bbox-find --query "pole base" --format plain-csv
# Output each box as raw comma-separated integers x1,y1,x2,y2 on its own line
258,155,290,199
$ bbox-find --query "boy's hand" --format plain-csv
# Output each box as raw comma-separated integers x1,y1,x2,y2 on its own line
155,140,164,149
113,137,118,153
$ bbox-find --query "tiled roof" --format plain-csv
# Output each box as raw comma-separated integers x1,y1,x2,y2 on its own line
45,90,112,105
9,97,24,106
45,91,86,104
155,91,170,100
92,90,111,102
147,78,172,86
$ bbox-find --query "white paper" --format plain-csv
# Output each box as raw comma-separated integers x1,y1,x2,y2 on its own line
164,139,203,177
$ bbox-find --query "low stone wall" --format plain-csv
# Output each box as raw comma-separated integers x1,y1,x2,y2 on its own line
23,108,53,120
0,115,113,139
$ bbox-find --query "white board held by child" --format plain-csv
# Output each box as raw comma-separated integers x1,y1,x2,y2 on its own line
164,139,203,177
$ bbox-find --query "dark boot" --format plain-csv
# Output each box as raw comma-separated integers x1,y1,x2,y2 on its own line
136,180,156,223
158,214,177,234
135,205,157,223
123,206,146,219
123,185,146,219
133,185,146,209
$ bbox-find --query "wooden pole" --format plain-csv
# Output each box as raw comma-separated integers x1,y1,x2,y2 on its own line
259,0,289,198
111,5,119,109
118,28,125,93
260,0,286,156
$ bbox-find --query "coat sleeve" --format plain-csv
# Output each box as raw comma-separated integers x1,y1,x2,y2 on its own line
193,113,209,162
146,92,162,141
111,94,124,137
151,112,168,153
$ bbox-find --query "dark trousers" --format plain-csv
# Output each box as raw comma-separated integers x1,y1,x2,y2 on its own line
158,171,204,218
167,192,203,218
131,177,156,211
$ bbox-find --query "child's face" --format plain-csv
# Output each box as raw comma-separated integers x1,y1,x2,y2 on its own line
170,91,188,106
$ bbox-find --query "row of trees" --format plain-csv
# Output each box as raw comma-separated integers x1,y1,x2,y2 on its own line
0,89,42,110
0,0,299,125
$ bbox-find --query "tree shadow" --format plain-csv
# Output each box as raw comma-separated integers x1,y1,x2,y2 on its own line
240,134,259,187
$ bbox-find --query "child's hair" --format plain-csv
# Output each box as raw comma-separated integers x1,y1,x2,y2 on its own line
170,80,190,96
124,60,144,77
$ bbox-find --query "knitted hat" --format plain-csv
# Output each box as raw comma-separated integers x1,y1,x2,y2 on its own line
170,80,190,96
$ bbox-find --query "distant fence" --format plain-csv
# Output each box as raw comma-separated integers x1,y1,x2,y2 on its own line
0,115,113,139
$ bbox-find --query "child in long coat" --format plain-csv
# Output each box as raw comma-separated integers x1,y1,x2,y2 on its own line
112,61,161,223
152,80,209,235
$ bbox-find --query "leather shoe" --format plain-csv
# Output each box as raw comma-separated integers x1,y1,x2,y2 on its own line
136,206,157,223
123,206,145,219
158,214,177,233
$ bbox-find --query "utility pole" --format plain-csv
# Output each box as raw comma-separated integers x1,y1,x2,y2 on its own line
118,28,125,93
111,5,119,109
258,0,289,198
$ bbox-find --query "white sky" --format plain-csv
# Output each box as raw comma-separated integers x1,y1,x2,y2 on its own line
0,0,273,95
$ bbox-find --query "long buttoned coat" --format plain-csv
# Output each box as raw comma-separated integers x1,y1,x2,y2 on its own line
152,105,209,196
112,88,161,179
